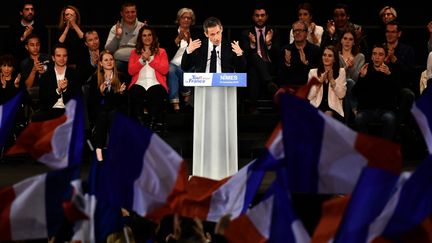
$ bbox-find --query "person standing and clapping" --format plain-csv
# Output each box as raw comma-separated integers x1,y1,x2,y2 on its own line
89,50,127,162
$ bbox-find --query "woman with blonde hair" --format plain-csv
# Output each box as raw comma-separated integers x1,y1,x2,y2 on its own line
379,6,397,25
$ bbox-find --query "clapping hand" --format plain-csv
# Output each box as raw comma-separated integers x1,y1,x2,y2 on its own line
115,21,123,38
57,78,68,93
141,49,151,62
326,20,336,36
14,74,21,88
120,82,126,94
265,29,273,44
376,63,391,75
248,32,256,44
359,63,369,77
21,25,34,41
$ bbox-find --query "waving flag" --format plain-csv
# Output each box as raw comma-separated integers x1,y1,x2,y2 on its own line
312,195,350,243
368,155,432,242
332,167,400,243
0,165,79,241
277,93,402,194
411,86,432,153
224,171,310,243
96,113,187,222
7,95,85,169
0,91,23,148
313,155,432,243
173,156,266,222
70,159,124,243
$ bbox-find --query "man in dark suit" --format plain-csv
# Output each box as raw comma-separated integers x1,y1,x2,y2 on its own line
181,16,246,73
180,16,246,179
8,0,48,63
37,43,78,120
240,3,281,113
77,29,104,132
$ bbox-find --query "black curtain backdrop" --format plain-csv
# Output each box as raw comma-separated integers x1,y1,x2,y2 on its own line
1,0,430,64
2,0,429,26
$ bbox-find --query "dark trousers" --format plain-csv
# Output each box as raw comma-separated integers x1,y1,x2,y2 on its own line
129,84,167,125
355,109,397,140
94,109,114,149
246,53,274,104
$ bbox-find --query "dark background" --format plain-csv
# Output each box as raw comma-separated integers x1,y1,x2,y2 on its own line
1,0,429,26
1,0,431,65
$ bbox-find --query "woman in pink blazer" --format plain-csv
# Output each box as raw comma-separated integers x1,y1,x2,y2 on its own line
128,25,169,131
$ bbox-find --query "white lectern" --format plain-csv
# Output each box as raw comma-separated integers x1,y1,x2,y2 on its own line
184,73,247,180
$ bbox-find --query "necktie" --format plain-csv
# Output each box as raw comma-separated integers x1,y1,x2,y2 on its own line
210,44,217,73
258,29,269,62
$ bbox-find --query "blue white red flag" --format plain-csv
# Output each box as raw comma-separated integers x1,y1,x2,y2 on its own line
7,95,85,169
0,166,79,241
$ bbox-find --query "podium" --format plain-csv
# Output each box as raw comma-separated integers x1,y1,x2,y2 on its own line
184,73,247,179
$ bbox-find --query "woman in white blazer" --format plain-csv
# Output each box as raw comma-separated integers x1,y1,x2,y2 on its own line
307,45,346,121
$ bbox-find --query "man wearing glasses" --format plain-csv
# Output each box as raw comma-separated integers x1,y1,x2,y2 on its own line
278,21,321,93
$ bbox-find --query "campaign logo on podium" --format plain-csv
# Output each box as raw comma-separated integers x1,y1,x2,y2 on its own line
184,73,247,87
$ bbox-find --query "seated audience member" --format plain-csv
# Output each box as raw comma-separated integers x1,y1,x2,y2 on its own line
0,54,24,151
128,25,169,133
105,1,146,83
376,5,398,44
290,2,323,46
278,20,321,93
307,45,346,121
353,44,400,141
321,3,368,58
19,34,50,113
88,50,127,162
337,29,365,123
0,54,22,104
38,43,78,120
240,3,281,114
164,7,198,113
383,21,416,124
379,5,397,25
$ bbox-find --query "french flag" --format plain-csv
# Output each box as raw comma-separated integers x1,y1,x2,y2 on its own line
367,155,432,242
0,91,23,148
278,93,402,194
96,113,188,222
411,85,432,154
71,159,124,243
0,165,79,241
173,157,266,222
6,95,85,169
224,171,310,243
313,156,432,243
312,195,350,242
331,167,400,243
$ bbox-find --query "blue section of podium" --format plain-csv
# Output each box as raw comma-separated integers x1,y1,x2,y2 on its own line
184,73,247,87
